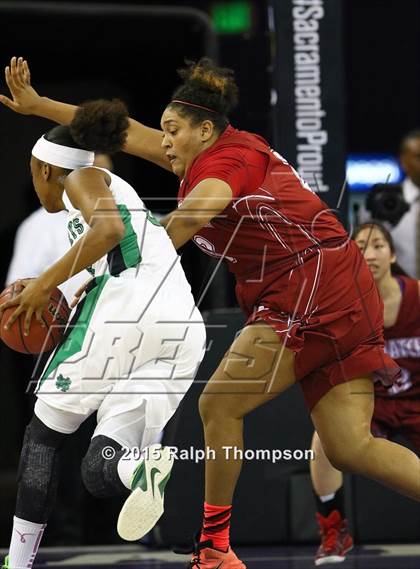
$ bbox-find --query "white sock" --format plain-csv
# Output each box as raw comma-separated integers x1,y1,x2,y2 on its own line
320,492,336,503
8,516,46,569
117,449,147,490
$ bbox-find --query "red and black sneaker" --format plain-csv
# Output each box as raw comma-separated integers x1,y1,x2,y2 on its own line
315,510,353,565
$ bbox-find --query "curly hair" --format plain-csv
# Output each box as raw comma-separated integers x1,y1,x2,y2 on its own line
169,58,239,131
44,124,82,149
44,99,129,158
70,99,129,154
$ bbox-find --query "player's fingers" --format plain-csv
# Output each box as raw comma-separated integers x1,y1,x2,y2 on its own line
16,57,27,87
0,301,8,320
0,297,18,317
23,307,34,336
23,60,31,83
1,289,22,319
6,65,22,98
0,94,19,111
35,309,46,328
5,66,18,94
5,305,24,331
70,291,84,308
12,281,23,296
17,278,34,288
13,57,26,88
5,65,13,88
9,57,20,88
70,279,92,307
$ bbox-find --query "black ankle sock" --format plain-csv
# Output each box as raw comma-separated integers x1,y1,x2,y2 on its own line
315,486,345,518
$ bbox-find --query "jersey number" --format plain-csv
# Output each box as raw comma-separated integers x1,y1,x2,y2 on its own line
68,217,84,245
270,149,313,192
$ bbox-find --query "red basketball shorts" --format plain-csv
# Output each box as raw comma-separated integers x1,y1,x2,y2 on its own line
235,240,400,410
372,396,420,453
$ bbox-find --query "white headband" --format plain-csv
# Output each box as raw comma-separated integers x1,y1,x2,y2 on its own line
32,135,94,169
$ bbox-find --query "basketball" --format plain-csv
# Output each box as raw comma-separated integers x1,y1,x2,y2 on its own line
0,280,70,354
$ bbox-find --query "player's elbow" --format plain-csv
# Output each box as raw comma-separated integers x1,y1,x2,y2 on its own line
109,220,126,242
101,219,125,246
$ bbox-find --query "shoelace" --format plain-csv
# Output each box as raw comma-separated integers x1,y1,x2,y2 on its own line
321,526,341,553
190,555,202,568
174,534,214,567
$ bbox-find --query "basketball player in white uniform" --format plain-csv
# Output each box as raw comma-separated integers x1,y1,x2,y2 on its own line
0,99,206,569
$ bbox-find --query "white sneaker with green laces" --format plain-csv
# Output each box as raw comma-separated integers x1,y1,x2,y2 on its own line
117,444,174,541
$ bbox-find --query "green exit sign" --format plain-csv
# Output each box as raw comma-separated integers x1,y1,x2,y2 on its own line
212,1,252,35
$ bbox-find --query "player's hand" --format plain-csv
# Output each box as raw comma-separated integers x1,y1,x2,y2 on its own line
0,278,51,336
70,277,94,308
0,56,41,115
14,278,35,288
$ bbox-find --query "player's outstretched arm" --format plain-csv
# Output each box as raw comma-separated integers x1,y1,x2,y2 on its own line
162,178,233,250
1,57,170,171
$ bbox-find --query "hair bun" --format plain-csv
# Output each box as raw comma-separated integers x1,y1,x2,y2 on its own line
185,59,230,94
174,58,238,116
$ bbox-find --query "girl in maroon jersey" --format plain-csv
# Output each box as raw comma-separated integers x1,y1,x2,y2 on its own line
2,57,420,569
311,221,420,566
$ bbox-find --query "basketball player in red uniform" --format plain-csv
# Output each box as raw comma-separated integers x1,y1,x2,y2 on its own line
311,221,420,565
2,57,420,569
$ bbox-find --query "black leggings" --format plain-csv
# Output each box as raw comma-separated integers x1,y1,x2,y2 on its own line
16,415,128,523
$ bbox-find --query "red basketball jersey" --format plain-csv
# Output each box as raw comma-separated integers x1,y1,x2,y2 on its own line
377,276,420,398
178,125,348,281
178,125,402,406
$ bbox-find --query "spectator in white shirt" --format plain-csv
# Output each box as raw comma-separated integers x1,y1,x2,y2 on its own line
391,130,420,278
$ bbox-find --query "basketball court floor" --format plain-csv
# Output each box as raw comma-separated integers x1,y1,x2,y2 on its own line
4,544,418,568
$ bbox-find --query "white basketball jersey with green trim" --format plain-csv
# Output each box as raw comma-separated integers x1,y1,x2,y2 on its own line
62,167,178,282
36,170,204,442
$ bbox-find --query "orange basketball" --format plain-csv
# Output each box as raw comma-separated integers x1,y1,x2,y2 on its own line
0,280,70,354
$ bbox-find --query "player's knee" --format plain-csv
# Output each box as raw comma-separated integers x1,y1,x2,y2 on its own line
15,415,65,522
81,436,124,499
325,436,370,473
17,415,64,481
326,448,351,472
199,393,212,424
199,392,227,424
199,390,250,424
81,444,106,498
